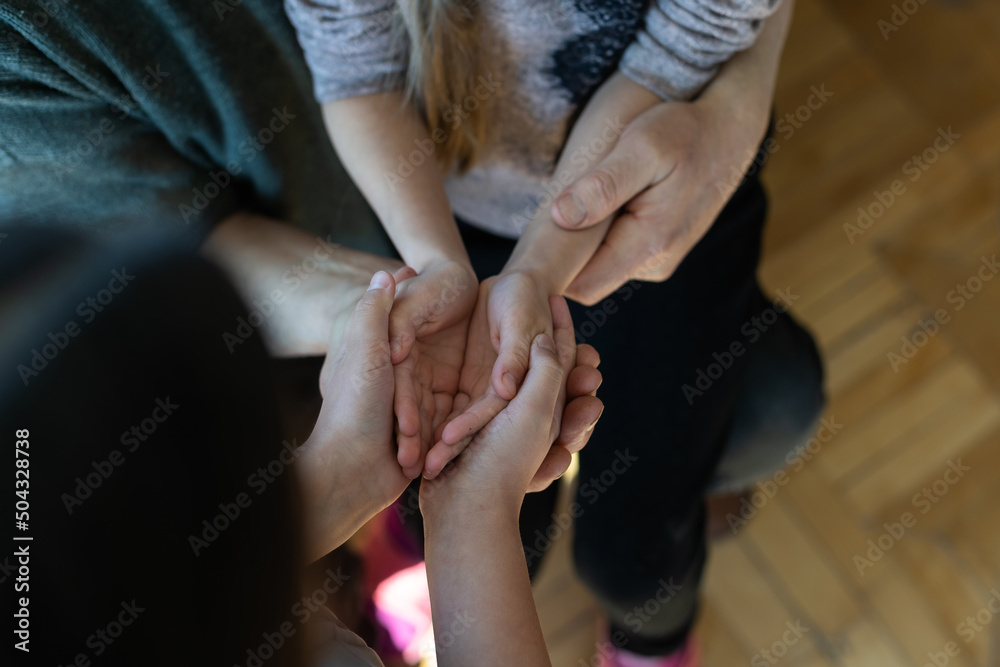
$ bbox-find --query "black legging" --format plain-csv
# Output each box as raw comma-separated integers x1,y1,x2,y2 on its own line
398,128,782,656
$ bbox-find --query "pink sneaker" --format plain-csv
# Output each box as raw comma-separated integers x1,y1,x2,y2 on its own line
597,634,701,667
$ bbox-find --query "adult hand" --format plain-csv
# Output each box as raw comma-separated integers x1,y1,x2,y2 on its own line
419,295,595,514
422,272,553,478
549,98,770,305
297,270,412,561
387,259,477,479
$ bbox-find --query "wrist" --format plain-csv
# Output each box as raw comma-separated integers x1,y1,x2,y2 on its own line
422,489,521,538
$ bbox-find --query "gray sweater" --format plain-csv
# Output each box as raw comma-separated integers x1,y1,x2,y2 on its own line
286,0,781,238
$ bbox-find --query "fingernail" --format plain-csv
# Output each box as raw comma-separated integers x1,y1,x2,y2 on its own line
369,271,392,290
587,407,605,431
556,192,587,227
502,372,518,396
535,334,556,353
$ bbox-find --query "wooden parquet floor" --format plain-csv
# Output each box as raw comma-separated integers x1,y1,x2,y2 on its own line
532,1,1000,664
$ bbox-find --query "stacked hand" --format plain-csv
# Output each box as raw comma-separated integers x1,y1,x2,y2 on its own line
390,267,600,484
300,266,602,559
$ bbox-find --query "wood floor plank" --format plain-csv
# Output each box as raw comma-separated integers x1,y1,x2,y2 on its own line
868,568,978,667
818,360,985,481
819,0,1000,130
702,539,798,651
844,389,1000,515
743,498,861,635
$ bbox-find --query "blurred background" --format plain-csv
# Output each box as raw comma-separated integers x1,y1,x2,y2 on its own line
532,0,1000,664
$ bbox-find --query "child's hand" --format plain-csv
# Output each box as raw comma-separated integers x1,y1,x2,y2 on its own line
387,259,478,478
420,272,554,478
419,296,595,512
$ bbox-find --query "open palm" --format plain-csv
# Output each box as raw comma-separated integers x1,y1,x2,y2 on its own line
390,260,477,478
423,272,554,478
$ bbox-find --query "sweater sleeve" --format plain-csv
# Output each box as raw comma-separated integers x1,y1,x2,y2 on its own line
619,0,782,101
284,0,408,103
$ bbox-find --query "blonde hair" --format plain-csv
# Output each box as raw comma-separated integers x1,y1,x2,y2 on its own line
397,0,492,174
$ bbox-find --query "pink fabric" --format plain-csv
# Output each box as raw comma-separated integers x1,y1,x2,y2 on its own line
372,562,433,664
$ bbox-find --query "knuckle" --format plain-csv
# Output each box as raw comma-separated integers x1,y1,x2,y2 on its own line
588,169,620,210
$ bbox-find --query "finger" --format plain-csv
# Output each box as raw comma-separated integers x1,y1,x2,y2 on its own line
550,136,658,229
387,311,416,365
565,213,659,306
577,344,601,370
491,305,551,401
550,295,576,372
439,391,507,446
526,445,573,494
393,265,418,283
567,365,602,398
393,362,421,438
509,333,565,422
555,395,604,454
423,432,474,480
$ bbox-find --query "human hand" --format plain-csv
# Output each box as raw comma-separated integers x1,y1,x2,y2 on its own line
419,296,595,514
549,97,771,305
297,270,412,561
203,212,404,356
421,271,553,478
387,259,477,479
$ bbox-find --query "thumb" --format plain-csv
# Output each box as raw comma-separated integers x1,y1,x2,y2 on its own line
343,271,396,356
551,135,658,230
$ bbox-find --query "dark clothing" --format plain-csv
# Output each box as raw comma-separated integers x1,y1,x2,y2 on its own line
451,157,772,654
0,230,303,666
0,0,390,254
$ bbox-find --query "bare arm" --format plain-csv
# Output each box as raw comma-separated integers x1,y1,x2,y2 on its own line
322,93,471,272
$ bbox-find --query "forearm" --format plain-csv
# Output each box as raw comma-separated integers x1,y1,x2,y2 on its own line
323,93,471,271
504,0,794,294
423,503,551,667
699,0,794,133
503,73,658,292
202,212,399,356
